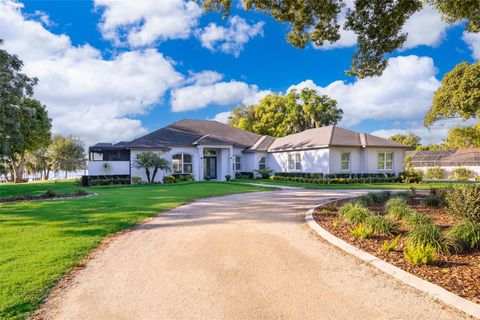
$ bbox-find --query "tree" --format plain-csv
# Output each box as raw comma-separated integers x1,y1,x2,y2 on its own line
133,152,171,183
444,123,480,149
24,148,51,180
0,39,38,157
389,133,421,149
199,1,479,78
4,98,51,182
46,135,86,179
424,61,480,126
229,88,343,137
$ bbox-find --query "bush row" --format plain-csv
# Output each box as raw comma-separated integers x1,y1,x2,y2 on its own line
271,175,400,184
163,174,195,184
273,172,396,179
81,175,131,186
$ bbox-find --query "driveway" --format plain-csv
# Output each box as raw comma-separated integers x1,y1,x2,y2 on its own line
37,189,466,320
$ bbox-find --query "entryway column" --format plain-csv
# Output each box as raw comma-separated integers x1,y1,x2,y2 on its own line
198,146,204,181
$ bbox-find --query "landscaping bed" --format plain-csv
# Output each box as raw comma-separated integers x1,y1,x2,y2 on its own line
313,190,480,304
0,189,90,203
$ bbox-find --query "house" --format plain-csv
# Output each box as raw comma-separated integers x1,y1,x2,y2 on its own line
406,149,480,177
88,119,408,182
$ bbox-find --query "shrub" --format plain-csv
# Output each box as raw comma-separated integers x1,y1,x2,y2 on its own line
422,194,443,207
255,167,273,179
447,220,480,252
235,172,254,179
385,198,411,221
332,220,340,228
163,175,176,184
424,167,445,180
450,167,476,181
354,191,391,207
404,244,436,265
43,189,58,198
382,236,400,252
81,175,131,186
364,214,396,235
399,170,422,183
351,224,373,239
76,189,88,196
404,210,433,228
407,223,449,254
175,174,195,182
445,185,480,222
339,203,373,225
132,176,142,184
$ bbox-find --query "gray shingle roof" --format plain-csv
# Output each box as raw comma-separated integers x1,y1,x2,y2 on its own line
123,119,264,148
268,126,407,152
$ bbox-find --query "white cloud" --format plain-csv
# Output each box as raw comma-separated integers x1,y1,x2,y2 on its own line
401,6,448,49
171,80,270,112
186,70,224,85
198,15,264,57
462,31,480,60
211,111,232,123
318,5,448,50
371,119,478,145
0,1,184,145
94,0,202,47
289,55,440,126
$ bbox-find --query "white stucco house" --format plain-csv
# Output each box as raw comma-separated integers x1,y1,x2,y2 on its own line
87,119,408,182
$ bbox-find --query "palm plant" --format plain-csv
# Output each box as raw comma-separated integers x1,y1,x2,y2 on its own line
133,152,171,183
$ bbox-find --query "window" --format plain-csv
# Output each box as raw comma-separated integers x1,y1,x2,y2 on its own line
378,152,393,170
288,154,301,171
234,156,241,171
259,157,267,170
91,152,103,161
172,154,193,174
341,152,350,171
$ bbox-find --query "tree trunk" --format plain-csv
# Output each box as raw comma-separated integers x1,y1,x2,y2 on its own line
43,168,50,180
151,166,159,183
12,155,26,183
145,168,151,183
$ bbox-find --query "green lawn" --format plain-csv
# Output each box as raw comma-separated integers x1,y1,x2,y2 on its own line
0,180,85,199
234,178,455,190
0,181,271,320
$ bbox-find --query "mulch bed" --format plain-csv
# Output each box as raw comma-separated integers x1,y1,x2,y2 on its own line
314,195,480,304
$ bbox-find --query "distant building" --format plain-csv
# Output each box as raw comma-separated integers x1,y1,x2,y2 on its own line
406,149,480,177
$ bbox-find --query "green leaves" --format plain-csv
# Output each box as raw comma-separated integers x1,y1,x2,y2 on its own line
424,61,480,126
229,88,342,137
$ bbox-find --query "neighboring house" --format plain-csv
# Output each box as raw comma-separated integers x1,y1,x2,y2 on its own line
88,119,408,182
407,149,480,176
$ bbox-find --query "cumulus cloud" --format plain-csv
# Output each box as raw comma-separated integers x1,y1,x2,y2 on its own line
0,1,183,144
94,0,202,47
318,4,448,50
462,31,480,60
198,15,264,57
186,70,224,85
211,111,232,123
289,55,440,126
171,80,270,112
371,119,478,145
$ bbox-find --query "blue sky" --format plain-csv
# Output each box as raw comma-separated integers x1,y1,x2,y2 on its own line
1,0,479,145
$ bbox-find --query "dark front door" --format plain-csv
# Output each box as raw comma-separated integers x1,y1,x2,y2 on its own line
204,157,217,179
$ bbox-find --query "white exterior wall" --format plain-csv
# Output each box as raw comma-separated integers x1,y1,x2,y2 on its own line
329,148,361,174
363,148,405,174
87,161,130,176
268,149,330,173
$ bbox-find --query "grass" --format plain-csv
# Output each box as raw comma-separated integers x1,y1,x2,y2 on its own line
0,180,271,319
1,180,84,199
234,178,454,190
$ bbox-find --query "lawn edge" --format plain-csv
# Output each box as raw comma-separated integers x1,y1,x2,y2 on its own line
305,197,480,319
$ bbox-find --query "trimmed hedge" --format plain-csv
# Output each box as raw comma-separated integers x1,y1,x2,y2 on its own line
81,175,131,187
235,171,254,179
270,175,399,184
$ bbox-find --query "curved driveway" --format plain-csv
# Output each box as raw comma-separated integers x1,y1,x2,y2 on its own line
38,189,466,320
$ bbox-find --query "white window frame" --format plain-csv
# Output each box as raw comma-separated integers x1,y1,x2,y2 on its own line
234,156,242,171
172,153,193,174
378,152,394,171
341,152,350,171
288,153,302,171
259,157,267,170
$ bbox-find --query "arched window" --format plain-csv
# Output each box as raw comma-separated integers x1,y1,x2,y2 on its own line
259,157,267,170
172,154,193,174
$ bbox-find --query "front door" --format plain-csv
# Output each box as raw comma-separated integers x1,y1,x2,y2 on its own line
204,157,217,179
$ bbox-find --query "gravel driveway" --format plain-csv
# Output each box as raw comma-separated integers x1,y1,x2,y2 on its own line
36,189,467,320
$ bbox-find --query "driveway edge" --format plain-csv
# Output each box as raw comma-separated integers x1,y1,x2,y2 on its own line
305,200,480,319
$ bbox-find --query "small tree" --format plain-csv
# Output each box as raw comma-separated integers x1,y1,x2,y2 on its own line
133,152,171,183
102,162,111,175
